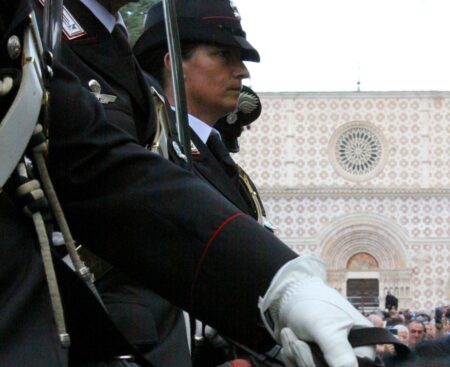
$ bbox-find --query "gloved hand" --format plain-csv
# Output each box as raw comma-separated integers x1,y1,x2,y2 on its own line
259,256,376,367
279,329,315,367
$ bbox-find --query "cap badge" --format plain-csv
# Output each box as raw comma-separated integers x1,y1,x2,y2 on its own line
238,89,259,114
229,1,242,21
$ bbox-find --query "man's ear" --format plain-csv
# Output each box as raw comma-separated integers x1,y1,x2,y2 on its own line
163,52,171,74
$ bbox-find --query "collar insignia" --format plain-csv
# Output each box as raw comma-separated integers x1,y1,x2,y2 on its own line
39,0,87,40
191,141,201,156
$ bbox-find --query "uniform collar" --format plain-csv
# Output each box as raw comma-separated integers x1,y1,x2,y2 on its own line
170,106,219,144
80,0,127,34
188,114,215,144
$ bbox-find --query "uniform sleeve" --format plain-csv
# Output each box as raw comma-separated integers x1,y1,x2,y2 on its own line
48,63,298,350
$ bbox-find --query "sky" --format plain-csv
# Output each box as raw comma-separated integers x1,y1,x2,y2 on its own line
234,0,450,92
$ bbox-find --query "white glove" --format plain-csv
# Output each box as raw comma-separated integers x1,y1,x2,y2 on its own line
258,256,376,367
279,328,315,367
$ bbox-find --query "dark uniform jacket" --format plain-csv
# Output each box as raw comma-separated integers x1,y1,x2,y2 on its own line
33,1,191,365
187,130,280,366
190,130,269,225
44,0,298,359
0,1,154,366
0,191,152,367
0,192,67,366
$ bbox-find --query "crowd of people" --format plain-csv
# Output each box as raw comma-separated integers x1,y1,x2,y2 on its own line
366,305,450,365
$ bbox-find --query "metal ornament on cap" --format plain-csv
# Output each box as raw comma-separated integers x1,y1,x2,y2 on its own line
229,1,241,21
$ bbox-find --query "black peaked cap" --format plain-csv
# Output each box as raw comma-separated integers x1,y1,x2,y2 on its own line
134,0,260,63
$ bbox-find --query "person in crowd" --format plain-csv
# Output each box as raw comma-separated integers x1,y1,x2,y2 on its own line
368,314,384,328
384,334,450,367
434,307,445,338
385,291,399,311
367,314,389,356
408,320,426,346
385,315,403,328
392,325,409,345
424,322,436,340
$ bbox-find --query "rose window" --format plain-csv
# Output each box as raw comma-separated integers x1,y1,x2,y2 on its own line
335,127,382,175
329,122,388,182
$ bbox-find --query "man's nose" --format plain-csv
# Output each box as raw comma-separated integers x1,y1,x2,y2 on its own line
234,60,250,79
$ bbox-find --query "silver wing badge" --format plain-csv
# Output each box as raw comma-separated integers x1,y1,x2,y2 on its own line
88,79,117,104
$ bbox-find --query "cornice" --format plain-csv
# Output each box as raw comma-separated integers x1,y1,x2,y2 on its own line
259,187,450,199
257,90,450,99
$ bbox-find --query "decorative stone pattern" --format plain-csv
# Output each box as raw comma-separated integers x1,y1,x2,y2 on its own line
233,91,450,310
264,197,450,240
236,92,450,189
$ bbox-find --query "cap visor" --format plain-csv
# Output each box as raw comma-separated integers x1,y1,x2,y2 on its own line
234,36,260,62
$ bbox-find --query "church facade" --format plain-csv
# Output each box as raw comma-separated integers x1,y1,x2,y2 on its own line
235,91,450,311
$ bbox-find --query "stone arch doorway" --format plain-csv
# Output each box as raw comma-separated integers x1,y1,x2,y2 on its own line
346,253,380,310
320,213,413,308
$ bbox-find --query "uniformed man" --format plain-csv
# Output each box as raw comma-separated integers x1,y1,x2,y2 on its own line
134,4,275,363
36,0,192,365
42,1,378,367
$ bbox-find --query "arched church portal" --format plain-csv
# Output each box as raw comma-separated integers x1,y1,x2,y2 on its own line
346,253,380,310
320,214,412,309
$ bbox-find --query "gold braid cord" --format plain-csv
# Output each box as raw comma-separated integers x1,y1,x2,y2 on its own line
16,162,70,348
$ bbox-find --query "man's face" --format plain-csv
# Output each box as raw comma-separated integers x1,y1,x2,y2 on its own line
425,323,435,339
408,322,425,344
397,330,409,344
182,44,250,124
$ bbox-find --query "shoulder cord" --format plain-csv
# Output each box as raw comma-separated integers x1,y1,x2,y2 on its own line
3,14,71,348
238,166,264,225
148,87,190,166
149,86,172,159
10,36,102,349
15,122,104,347
30,124,98,294
238,166,275,232
15,158,70,348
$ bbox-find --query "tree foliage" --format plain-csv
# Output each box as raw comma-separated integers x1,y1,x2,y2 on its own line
122,0,161,45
